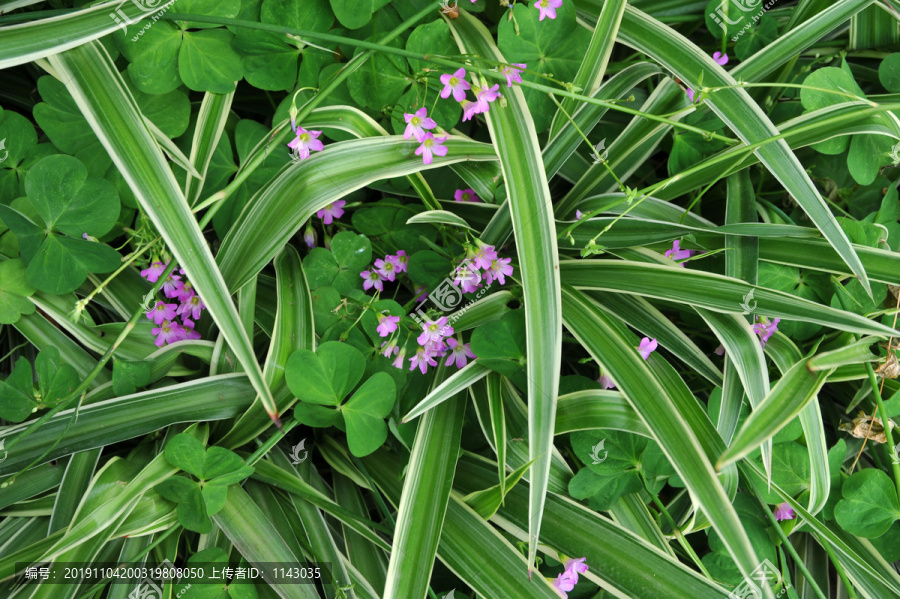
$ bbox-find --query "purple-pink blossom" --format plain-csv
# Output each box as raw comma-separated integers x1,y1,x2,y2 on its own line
146,301,177,326
176,280,195,304
575,210,584,220
774,502,795,521
440,68,471,102
409,346,438,374
469,241,497,270
317,200,346,225
374,257,398,282
713,51,729,66
182,318,202,340
445,338,475,368
152,320,186,347
417,316,454,346
161,272,183,299
381,340,399,358
552,557,589,598
484,257,514,286
464,83,502,120
534,0,562,21
303,223,316,248
414,284,428,302
753,317,780,349
686,88,696,103
376,313,400,337
178,294,205,321
415,132,448,166
598,373,616,389
393,250,409,274
140,261,166,283
501,63,526,87
665,239,696,266
454,188,480,203
287,126,324,161
454,263,482,294
638,337,658,360
361,270,384,293
392,347,407,369
403,107,437,142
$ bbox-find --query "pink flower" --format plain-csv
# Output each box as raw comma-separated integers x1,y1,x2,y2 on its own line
303,223,316,248
565,557,589,576
753,317,780,349
376,312,400,337
146,301,177,325
501,63,526,87
440,68,471,102
176,280,195,303
454,263,482,294
686,88,696,103
417,316,454,346
466,83,502,118
774,502,795,521
638,337,658,360
392,347,407,369
534,0,562,21
409,346,438,374
374,257,399,282
454,188,479,203
393,250,409,273
484,257,513,286
575,210,584,220
287,127,324,160
361,270,384,293
381,340,399,358
553,557,589,597
444,338,475,368
598,373,616,389
414,284,428,302
713,51,729,66
161,272,183,299
317,200,346,225
178,294,205,321
664,239,696,266
403,107,437,142
714,344,726,356
182,318,202,340
140,261,166,283
152,320,186,347
468,240,497,270
415,132,449,166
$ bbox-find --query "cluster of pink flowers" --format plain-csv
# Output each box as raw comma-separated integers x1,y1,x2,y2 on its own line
403,107,449,166
552,557,589,598
379,318,475,374
140,261,205,346
360,250,409,292
453,240,514,293
598,337,657,389
441,66,519,123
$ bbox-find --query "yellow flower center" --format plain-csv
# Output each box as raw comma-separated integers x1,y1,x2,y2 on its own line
449,77,459,86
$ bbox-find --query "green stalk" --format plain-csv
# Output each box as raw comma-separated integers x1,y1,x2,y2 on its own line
865,361,900,505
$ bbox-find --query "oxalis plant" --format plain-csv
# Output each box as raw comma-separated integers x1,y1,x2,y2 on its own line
4,0,900,598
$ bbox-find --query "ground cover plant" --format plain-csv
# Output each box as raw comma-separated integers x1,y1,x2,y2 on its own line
3,0,900,597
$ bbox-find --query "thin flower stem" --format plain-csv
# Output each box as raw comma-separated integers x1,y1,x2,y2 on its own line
707,82,877,107
158,12,737,144
245,418,300,466
865,361,900,505
756,494,827,599
646,492,713,580
79,236,161,317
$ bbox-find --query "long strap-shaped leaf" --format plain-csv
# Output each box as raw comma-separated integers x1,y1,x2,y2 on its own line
383,376,466,598
216,135,497,291
561,284,763,586
615,4,872,295
447,10,563,573
48,42,279,421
